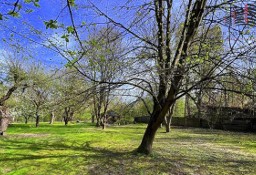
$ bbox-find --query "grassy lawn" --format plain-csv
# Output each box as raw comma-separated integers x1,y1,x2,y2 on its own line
0,123,255,175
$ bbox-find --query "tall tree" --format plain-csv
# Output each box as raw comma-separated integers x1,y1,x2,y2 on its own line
134,0,208,154
22,65,52,127
54,68,88,125
82,27,124,128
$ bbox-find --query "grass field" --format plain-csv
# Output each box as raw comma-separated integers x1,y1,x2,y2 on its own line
0,123,256,175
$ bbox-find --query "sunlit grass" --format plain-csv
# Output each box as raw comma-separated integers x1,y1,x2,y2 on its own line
0,123,255,175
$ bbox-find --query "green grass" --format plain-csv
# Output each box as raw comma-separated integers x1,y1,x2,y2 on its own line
0,123,256,175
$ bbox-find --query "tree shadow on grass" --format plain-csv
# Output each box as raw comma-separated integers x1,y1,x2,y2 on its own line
1,137,256,175
176,127,256,135
0,137,186,174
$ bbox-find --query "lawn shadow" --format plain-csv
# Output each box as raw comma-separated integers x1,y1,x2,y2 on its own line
1,124,256,175
0,136,195,174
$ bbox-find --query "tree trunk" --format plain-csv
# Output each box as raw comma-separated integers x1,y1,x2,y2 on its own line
25,117,28,124
63,107,70,126
166,121,171,132
70,111,74,121
91,114,95,123
101,115,106,129
137,116,161,154
184,94,190,127
165,105,175,133
0,86,18,106
137,101,169,154
49,111,55,124
102,123,105,129
137,79,179,154
0,107,10,135
96,116,100,127
197,89,202,119
137,89,169,154
35,113,40,127
0,118,7,136
64,118,68,125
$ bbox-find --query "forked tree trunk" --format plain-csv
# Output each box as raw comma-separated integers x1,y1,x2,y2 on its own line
137,102,169,154
138,0,206,155
63,107,72,126
137,81,179,154
137,113,163,154
138,103,177,154
63,112,69,126
49,111,55,124
64,118,69,125
25,117,28,124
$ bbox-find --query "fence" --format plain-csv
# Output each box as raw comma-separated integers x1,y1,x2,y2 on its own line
133,116,256,132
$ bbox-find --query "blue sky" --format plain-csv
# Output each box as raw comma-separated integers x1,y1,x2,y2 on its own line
0,0,133,69
0,1,68,68
1,0,255,71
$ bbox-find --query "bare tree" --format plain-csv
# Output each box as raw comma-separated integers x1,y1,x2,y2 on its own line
84,0,256,154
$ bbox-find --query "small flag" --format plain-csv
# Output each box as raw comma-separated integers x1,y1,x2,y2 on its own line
223,2,256,27
244,4,249,24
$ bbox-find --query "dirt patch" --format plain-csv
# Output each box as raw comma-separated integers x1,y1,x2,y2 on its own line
164,140,256,157
13,133,50,138
2,168,12,174
197,142,256,157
